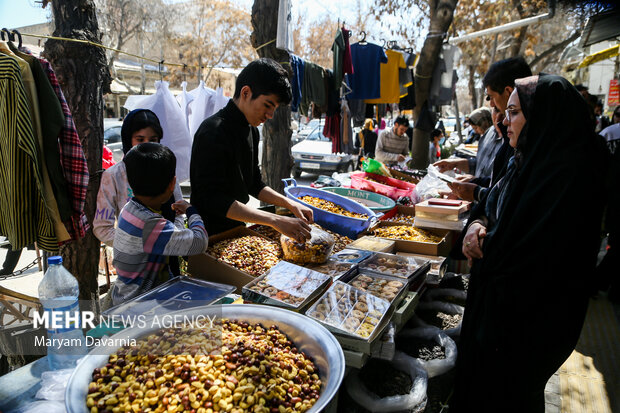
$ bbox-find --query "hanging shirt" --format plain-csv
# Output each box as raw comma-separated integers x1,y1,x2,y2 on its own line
35,55,90,241
0,42,70,246
299,61,327,117
347,42,387,100
342,26,354,76
290,55,304,112
0,54,58,251
429,44,461,106
212,87,230,114
188,81,216,139
124,81,193,182
176,81,195,132
399,52,415,98
276,0,294,52
365,49,407,104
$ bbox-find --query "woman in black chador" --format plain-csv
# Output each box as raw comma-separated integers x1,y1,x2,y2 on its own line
450,74,610,413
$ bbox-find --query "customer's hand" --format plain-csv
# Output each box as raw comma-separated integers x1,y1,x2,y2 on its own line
171,200,191,214
433,158,469,173
456,174,475,183
288,200,314,223
397,154,406,163
448,182,477,202
463,221,487,266
273,216,312,244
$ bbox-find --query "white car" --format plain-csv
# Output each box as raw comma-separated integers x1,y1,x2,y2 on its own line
291,129,357,178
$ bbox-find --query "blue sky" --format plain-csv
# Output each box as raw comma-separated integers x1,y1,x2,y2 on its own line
0,0,51,28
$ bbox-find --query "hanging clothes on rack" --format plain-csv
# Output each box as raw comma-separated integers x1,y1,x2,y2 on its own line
176,81,195,133
323,70,341,153
347,98,366,127
212,87,229,114
290,55,304,112
124,81,193,182
429,44,461,106
299,61,327,118
365,49,407,104
340,99,353,154
28,49,90,240
398,52,416,98
188,81,216,139
346,42,387,100
276,0,294,53
0,53,60,251
331,26,354,91
0,41,71,247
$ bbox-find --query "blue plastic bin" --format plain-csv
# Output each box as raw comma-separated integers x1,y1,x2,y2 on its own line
283,178,377,238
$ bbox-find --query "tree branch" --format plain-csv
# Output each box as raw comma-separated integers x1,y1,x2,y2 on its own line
529,30,581,70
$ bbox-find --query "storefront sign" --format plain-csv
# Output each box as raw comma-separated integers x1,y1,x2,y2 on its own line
609,79,620,106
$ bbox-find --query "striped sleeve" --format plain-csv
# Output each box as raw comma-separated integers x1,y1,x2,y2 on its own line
141,214,208,256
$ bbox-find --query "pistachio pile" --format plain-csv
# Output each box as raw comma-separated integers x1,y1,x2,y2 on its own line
208,236,282,276
86,320,321,413
298,196,368,219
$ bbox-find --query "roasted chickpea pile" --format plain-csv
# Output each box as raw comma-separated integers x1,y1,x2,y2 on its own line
86,320,322,413
209,236,282,276
372,225,442,243
298,196,368,219
384,213,415,226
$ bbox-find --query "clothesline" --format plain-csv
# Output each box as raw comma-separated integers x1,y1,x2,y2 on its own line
17,32,247,71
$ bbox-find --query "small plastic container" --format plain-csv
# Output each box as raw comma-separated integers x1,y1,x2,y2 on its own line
349,273,408,307
307,259,357,281
331,248,375,264
360,252,430,280
350,171,416,200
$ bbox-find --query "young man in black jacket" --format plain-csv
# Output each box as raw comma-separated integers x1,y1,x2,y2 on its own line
190,59,313,243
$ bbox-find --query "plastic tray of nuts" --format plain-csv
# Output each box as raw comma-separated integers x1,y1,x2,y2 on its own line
65,304,345,413
305,281,390,341
359,252,431,280
349,273,409,308
242,261,331,310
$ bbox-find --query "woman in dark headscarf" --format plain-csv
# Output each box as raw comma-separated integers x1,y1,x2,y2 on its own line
451,74,609,413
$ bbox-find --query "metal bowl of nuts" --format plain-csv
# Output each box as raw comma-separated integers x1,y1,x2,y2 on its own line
65,304,345,413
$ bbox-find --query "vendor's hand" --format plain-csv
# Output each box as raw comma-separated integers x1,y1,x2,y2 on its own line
288,200,314,223
273,216,312,244
171,200,191,214
397,154,406,163
462,221,487,266
447,182,477,202
433,158,468,173
456,174,475,183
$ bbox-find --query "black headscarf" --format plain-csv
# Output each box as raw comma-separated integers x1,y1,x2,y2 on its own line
452,74,610,412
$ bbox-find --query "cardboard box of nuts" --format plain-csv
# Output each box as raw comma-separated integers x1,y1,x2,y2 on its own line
242,261,331,311
188,227,280,292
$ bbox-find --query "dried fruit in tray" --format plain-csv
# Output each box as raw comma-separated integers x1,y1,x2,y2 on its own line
305,281,390,340
308,259,355,280
281,226,335,264
372,225,443,243
86,320,321,413
245,261,330,308
208,235,282,276
384,213,416,226
298,195,369,219
360,252,425,278
320,226,353,253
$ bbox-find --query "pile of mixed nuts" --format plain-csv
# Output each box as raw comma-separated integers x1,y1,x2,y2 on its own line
208,236,283,277
86,320,321,413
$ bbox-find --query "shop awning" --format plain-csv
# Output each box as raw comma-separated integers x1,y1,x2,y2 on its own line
578,44,619,68
580,10,620,48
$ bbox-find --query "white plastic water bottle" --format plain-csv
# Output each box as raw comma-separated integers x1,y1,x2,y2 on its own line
38,256,86,370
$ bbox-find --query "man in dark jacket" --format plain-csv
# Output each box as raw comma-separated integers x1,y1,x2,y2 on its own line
190,59,313,243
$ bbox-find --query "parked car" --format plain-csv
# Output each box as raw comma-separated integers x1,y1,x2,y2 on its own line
106,142,124,163
103,118,123,144
291,129,357,178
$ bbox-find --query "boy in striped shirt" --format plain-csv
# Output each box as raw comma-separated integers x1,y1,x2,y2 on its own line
110,143,208,305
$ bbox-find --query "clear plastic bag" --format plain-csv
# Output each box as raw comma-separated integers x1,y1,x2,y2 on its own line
14,401,66,413
35,369,74,401
413,164,452,203
345,351,428,412
397,327,457,378
281,226,335,264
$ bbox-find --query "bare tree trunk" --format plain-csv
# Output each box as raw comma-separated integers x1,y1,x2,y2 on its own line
508,1,527,57
44,0,111,308
251,0,293,195
411,0,459,169
468,65,477,110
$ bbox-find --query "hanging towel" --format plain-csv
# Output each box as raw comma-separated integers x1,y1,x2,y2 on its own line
124,81,193,182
